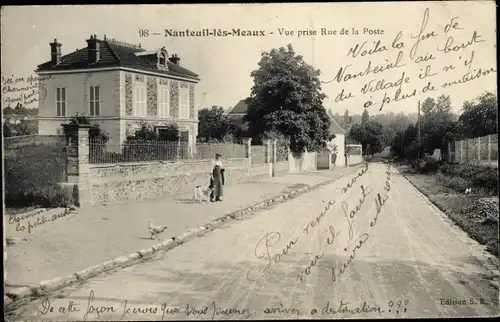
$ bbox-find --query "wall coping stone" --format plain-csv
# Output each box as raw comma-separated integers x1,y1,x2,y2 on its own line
89,158,248,169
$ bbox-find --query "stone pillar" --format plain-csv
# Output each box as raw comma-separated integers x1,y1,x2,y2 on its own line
242,138,252,161
264,139,272,178
264,139,271,163
62,123,92,208
288,145,295,173
272,139,277,177
242,138,252,176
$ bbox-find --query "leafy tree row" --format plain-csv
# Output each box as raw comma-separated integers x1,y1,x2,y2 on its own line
390,92,497,162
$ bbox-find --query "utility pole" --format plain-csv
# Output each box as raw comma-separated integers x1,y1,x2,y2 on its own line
417,100,421,159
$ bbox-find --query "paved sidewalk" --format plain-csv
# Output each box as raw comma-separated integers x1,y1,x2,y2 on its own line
4,168,357,291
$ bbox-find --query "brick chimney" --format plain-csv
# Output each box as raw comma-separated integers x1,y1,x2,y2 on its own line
86,34,100,64
169,54,180,65
50,39,62,65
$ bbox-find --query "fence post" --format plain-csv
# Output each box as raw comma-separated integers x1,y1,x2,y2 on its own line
176,138,181,161
459,140,463,163
488,134,492,164
477,136,481,163
62,123,92,208
263,139,271,163
465,139,469,163
242,138,252,175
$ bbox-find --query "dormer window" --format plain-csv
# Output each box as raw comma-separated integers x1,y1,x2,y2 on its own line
159,53,166,66
157,50,169,71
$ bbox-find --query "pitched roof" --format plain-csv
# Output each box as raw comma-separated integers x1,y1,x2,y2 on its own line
328,113,345,134
228,99,249,115
37,39,199,81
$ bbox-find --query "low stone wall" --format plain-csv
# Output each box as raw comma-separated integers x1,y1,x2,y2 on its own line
45,125,295,207
348,155,364,165
249,163,271,180
288,151,318,173
274,161,289,176
317,151,331,170
88,158,253,205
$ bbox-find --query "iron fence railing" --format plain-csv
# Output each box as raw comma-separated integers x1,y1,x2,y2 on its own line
88,139,247,164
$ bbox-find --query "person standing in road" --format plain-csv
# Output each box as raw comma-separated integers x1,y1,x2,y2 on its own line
210,153,225,202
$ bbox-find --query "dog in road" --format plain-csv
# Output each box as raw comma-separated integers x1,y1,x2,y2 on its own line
194,184,214,203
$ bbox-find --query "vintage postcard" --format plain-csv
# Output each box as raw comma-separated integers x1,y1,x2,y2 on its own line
2,2,498,320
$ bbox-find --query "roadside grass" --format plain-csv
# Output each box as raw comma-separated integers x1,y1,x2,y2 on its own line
399,164,499,257
4,206,41,216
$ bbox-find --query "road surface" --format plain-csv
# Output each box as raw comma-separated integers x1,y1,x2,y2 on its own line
5,163,499,320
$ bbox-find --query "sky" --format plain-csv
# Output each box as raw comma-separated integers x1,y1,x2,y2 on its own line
1,2,497,115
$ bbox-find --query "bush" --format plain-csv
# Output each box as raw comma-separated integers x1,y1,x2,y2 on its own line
435,172,470,192
4,142,67,208
470,168,498,193
437,163,498,195
416,155,440,174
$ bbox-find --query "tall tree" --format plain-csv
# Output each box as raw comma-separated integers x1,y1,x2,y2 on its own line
458,92,498,138
343,109,350,128
381,125,396,148
244,44,333,153
197,106,231,142
361,109,370,123
390,123,421,160
421,97,436,115
350,121,384,156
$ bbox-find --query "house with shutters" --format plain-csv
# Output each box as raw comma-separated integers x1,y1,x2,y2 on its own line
36,34,200,148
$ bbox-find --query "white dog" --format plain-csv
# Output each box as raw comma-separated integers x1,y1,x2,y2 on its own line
465,188,472,195
194,185,213,203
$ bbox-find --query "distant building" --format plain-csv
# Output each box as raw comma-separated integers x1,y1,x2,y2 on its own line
327,113,346,167
227,99,248,119
36,35,201,148
227,98,250,137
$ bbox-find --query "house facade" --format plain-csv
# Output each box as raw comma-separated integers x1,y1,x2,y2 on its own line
327,114,346,167
36,35,200,148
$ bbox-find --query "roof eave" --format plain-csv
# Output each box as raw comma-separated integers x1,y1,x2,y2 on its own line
36,65,201,81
